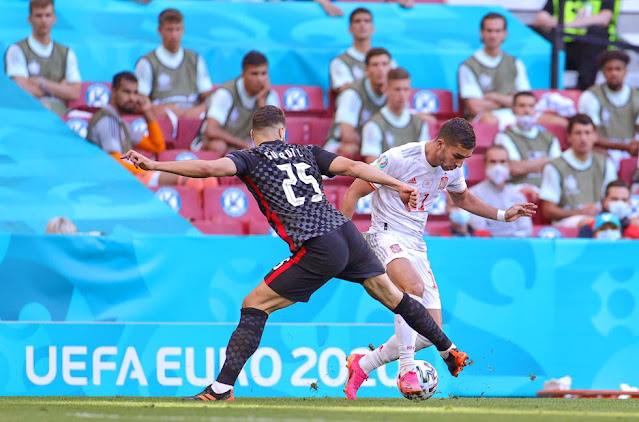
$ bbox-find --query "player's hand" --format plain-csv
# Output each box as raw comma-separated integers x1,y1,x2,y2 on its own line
398,184,419,212
121,150,157,171
505,202,537,222
322,1,344,16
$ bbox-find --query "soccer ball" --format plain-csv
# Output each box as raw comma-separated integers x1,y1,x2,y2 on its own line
397,360,439,401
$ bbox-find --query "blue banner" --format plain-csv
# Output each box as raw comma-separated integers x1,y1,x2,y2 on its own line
0,1,555,93
1,234,637,397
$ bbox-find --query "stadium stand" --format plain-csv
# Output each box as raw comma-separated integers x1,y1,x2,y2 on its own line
149,185,202,221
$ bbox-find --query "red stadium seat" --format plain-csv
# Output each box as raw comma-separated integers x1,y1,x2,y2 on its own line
133,149,156,160
463,153,485,186
175,118,203,150
285,116,332,146
149,185,202,220
471,122,498,152
424,220,450,236
219,176,244,186
192,219,245,235
273,85,326,116
410,89,456,118
539,123,568,150
158,149,220,162
203,185,263,223
323,185,342,209
247,220,275,235
352,218,371,232
67,81,112,112
619,157,638,184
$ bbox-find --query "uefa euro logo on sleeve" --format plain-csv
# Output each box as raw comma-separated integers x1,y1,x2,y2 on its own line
155,187,182,212
131,118,149,137
412,90,440,114
221,187,248,217
86,83,110,107
283,87,309,111
66,118,88,139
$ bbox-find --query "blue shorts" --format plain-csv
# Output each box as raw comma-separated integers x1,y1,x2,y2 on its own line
264,221,385,302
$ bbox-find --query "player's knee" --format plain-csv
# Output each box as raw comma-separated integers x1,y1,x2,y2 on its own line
405,282,424,298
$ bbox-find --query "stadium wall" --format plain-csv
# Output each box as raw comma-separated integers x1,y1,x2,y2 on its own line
1,234,637,398
0,1,556,94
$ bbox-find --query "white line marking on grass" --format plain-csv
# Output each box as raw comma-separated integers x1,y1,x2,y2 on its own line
68,412,328,422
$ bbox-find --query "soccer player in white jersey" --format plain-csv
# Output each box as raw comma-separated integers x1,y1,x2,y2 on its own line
340,118,536,399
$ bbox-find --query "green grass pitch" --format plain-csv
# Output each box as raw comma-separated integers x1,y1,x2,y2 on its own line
1,397,638,422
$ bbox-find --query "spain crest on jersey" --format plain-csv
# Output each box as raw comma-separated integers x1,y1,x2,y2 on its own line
438,176,448,190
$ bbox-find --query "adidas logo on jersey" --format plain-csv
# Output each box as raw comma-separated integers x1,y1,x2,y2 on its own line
408,177,417,184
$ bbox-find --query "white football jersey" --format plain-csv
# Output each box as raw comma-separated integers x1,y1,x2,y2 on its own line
369,141,467,250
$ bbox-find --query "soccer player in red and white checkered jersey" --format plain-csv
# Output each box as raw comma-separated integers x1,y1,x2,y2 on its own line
123,106,471,401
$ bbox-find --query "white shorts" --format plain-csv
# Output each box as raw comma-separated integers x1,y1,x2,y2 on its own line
364,231,441,309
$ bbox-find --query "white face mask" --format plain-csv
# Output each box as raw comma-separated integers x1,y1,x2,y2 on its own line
486,163,510,185
449,208,471,226
608,200,631,220
595,229,622,241
516,114,537,131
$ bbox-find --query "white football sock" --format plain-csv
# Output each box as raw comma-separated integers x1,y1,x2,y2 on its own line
359,333,434,375
211,381,233,394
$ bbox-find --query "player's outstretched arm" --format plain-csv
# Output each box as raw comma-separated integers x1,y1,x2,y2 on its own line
340,179,374,219
329,156,418,210
121,150,237,178
449,189,537,222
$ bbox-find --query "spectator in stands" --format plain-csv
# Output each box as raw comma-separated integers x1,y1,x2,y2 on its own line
578,50,639,172
578,180,639,239
592,212,623,240
87,71,215,189
442,196,491,238
539,114,616,227
458,12,530,124
45,216,77,234
4,0,81,116
194,51,279,154
468,145,532,237
360,68,430,163
493,91,562,200
325,48,391,157
135,8,213,121
534,0,619,91
329,8,374,94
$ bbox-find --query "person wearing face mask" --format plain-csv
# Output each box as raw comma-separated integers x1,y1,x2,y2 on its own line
592,212,623,241
578,50,639,173
578,180,639,239
539,114,617,227
494,92,562,201
468,145,533,237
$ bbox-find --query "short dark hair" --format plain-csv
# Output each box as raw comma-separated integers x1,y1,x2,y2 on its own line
252,105,286,131
605,179,630,197
365,48,391,66
349,7,372,24
242,51,268,70
30,0,53,14
387,67,410,82
598,50,630,69
484,144,508,163
567,113,596,134
112,71,138,90
437,117,476,150
513,91,536,104
480,12,507,30
159,8,183,25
